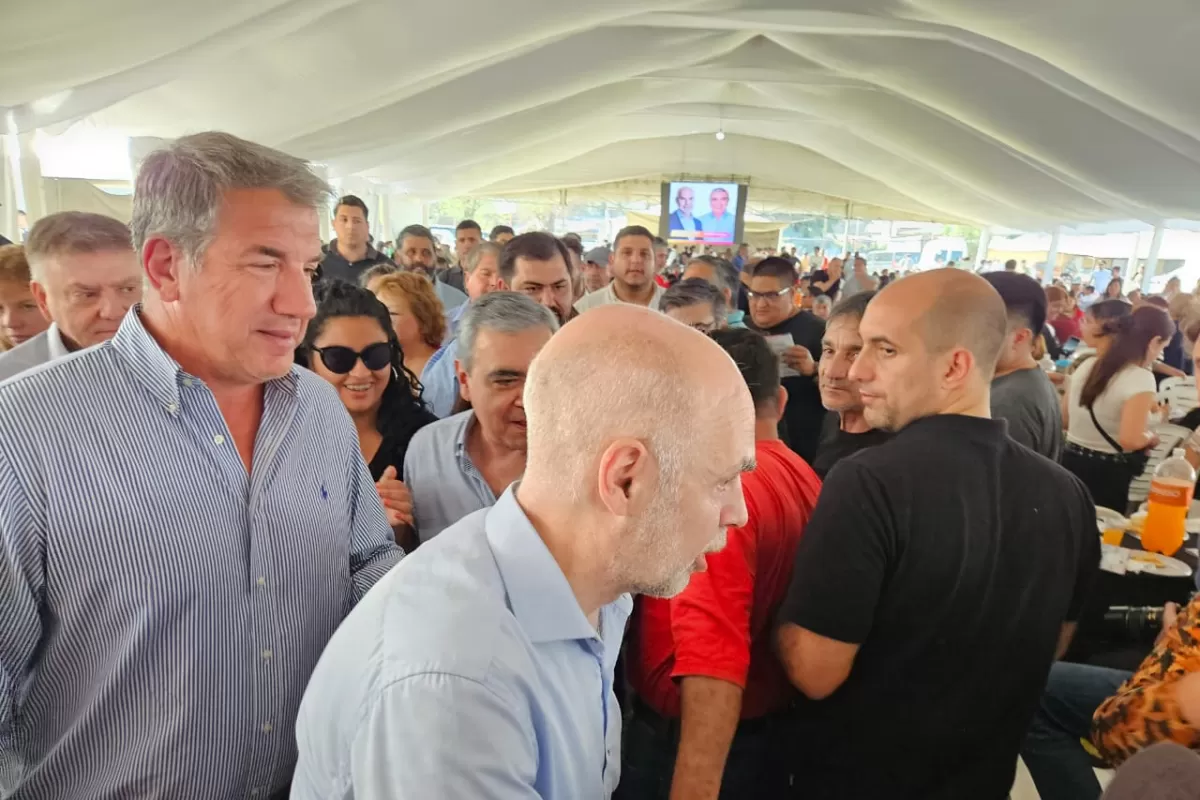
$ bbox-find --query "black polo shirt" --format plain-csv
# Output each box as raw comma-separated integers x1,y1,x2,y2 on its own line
810,412,891,478
781,414,1099,800
317,240,394,285
749,310,827,463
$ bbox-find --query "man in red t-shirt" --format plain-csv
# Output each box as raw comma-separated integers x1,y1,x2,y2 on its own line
618,328,823,800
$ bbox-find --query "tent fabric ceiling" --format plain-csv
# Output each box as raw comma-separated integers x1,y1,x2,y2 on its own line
4,1,1200,229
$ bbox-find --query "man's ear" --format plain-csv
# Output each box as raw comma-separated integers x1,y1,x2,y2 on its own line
30,280,51,322
454,359,471,403
595,437,653,518
143,237,185,302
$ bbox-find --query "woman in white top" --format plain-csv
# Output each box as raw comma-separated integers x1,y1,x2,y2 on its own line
1062,305,1174,510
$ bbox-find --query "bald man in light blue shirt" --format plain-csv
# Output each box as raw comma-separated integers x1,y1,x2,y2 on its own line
292,303,757,800
291,488,630,799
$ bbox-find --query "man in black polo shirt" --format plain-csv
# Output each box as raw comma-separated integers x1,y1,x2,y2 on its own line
811,291,891,477
318,195,393,284
776,269,1099,800
745,256,826,463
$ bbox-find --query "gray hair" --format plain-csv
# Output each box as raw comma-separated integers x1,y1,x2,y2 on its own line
26,212,133,282
827,290,875,326
458,291,559,373
812,295,834,314
130,131,332,268
463,241,502,274
359,262,398,288
686,255,737,296
658,278,728,318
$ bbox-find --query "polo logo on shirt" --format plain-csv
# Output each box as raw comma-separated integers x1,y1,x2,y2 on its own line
320,485,328,501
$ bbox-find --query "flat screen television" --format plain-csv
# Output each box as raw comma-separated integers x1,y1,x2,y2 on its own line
660,181,747,247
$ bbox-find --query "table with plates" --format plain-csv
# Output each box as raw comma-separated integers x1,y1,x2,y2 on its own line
1067,509,1198,670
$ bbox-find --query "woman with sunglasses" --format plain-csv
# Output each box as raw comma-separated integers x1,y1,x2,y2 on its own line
298,282,437,549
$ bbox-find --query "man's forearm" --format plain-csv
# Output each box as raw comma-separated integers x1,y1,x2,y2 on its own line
669,676,744,800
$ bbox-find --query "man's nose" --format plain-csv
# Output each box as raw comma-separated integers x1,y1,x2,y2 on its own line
277,265,318,322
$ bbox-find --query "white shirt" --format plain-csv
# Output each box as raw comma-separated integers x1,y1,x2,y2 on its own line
1066,360,1157,453
573,281,666,315
46,323,71,361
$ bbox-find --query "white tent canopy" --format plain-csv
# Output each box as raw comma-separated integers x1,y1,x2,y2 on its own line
5,1,1200,229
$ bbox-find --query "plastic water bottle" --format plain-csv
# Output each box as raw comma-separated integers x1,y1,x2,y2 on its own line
1142,448,1196,556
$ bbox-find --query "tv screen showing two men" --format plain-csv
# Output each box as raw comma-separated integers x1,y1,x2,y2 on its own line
664,182,741,246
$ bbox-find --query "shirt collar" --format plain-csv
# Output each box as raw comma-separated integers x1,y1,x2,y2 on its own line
453,410,476,465
485,486,601,644
110,305,301,415
328,238,382,264
46,323,71,361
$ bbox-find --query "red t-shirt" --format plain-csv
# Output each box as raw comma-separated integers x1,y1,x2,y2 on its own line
1051,314,1080,343
626,439,823,719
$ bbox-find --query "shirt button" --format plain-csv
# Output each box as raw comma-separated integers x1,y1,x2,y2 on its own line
182,378,194,387
250,790,261,798
256,576,266,587
261,722,273,734
213,434,225,445
261,648,273,660
166,403,179,414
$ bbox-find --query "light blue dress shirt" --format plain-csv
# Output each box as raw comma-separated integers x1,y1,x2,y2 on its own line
699,211,736,242
0,308,402,799
292,487,632,800
420,302,470,417
433,276,468,312
421,337,460,418
402,410,498,540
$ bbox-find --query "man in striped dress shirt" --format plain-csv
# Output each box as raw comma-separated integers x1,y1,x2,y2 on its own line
0,132,403,799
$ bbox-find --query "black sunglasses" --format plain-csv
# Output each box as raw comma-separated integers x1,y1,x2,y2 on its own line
311,342,392,374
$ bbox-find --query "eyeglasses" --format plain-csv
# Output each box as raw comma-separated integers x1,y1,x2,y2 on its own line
747,287,793,301
311,343,392,374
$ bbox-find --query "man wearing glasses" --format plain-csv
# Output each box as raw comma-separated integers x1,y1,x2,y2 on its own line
746,256,827,463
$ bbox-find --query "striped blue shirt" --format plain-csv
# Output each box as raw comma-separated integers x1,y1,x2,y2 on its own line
0,308,403,799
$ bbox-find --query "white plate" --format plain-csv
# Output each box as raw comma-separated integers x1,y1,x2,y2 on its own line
1123,549,1193,578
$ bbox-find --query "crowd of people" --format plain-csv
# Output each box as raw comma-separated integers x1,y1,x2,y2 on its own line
3,130,1200,800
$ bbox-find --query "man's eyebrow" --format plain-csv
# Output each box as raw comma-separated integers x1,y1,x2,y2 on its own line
866,335,897,348
722,458,756,482
487,369,524,380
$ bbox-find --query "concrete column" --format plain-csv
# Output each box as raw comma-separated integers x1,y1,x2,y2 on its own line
1042,226,1062,286
1142,224,1166,293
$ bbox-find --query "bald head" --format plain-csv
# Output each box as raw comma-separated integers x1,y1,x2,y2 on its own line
520,303,757,602
849,269,1007,431
525,304,750,479
878,269,1008,381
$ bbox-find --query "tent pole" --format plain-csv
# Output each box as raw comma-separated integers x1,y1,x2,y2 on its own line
975,228,992,271
1142,224,1165,293
1041,226,1061,286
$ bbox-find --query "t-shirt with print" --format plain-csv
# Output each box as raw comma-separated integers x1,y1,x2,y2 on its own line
779,414,1099,800
1066,360,1156,453
991,366,1063,462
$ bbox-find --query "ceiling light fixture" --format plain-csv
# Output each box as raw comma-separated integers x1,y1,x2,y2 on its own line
715,129,725,141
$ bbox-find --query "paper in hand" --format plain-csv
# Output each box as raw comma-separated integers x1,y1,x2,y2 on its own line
763,334,800,378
